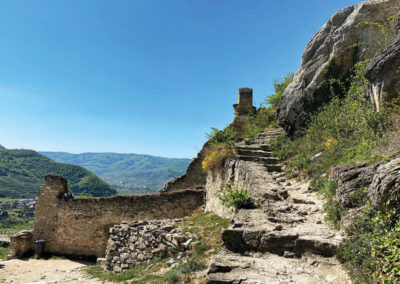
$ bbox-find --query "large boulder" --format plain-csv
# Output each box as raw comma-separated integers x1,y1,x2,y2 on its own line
277,0,400,135
365,9,400,110
369,157,400,209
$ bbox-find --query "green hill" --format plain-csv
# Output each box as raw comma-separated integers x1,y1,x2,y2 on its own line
0,148,117,198
40,152,190,194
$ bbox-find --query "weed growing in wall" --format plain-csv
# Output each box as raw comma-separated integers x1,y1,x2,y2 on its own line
217,183,256,210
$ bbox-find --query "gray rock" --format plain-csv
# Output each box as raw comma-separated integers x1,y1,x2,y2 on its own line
369,157,400,208
277,0,400,135
334,163,379,208
365,8,400,111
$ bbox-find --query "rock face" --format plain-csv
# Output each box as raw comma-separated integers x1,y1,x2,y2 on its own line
365,8,400,111
105,220,195,272
333,163,380,208
369,157,400,209
277,0,400,135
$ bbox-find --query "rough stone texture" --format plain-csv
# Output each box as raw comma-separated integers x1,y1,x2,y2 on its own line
205,130,350,283
160,141,209,192
105,219,196,272
277,0,400,135
10,175,204,258
365,8,400,111
8,230,33,258
369,157,400,209
333,163,380,208
207,251,350,284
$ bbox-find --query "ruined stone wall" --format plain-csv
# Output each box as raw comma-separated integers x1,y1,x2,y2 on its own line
12,175,204,258
105,219,195,272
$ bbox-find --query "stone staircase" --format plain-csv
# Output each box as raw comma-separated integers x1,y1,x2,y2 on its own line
206,129,350,284
235,129,283,173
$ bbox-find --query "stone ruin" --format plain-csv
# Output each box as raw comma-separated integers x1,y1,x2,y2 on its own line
9,174,204,259
9,88,257,268
232,87,257,129
233,87,256,117
105,219,197,272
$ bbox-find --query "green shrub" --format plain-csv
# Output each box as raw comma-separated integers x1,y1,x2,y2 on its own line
271,62,386,178
338,203,400,283
217,183,256,210
264,72,294,109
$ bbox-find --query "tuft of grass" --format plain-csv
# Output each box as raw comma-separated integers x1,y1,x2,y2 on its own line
217,183,256,210
0,246,10,260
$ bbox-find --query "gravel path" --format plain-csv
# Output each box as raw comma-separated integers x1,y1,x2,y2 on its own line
0,259,110,284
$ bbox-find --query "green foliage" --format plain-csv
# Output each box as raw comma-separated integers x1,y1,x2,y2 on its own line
264,72,294,109
301,57,354,123
217,183,256,210
0,147,116,198
41,152,190,194
272,62,386,178
338,203,400,283
0,246,10,260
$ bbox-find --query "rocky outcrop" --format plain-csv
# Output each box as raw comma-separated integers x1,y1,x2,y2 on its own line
277,0,400,135
105,220,196,272
369,157,400,209
365,8,400,111
333,163,380,208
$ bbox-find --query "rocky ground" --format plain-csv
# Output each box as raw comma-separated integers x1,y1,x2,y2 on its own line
0,258,108,284
206,130,351,283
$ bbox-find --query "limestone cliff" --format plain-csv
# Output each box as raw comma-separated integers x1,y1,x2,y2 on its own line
277,0,400,135
365,8,400,110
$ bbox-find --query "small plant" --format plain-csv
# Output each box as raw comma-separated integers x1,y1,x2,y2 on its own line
217,183,256,210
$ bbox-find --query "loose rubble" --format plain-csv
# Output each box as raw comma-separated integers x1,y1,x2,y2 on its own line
105,219,196,272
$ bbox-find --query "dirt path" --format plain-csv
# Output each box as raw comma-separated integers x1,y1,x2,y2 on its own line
0,259,110,284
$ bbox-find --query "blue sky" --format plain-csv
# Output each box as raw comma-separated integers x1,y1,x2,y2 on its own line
0,0,361,158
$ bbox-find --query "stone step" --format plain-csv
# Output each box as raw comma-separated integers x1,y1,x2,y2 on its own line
236,144,271,151
222,225,341,258
206,251,351,284
264,164,282,172
237,155,279,164
236,148,273,157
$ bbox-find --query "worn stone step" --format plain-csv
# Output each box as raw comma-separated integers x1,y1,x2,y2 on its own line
236,149,273,157
263,164,282,172
222,226,341,257
206,251,350,284
237,155,278,164
235,144,271,151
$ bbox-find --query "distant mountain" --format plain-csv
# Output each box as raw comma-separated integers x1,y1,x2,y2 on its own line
40,152,191,194
0,147,117,198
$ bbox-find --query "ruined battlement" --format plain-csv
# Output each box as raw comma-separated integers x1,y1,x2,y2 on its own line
10,175,204,258
233,87,256,117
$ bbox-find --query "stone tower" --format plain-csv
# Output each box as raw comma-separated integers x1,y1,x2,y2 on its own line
232,88,256,126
